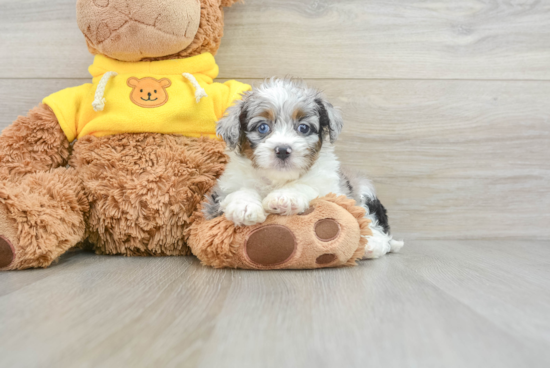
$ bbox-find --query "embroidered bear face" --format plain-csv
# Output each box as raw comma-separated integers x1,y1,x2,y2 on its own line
127,77,172,108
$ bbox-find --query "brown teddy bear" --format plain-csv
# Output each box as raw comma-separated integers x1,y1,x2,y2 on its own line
0,0,370,271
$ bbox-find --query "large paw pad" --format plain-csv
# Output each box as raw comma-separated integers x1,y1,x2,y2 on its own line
0,236,15,269
245,225,297,266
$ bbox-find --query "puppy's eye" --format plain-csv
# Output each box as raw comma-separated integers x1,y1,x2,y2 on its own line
298,124,310,134
154,90,157,93
140,89,143,93
257,123,271,135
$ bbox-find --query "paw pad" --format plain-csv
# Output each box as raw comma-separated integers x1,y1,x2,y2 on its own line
245,225,296,266
316,253,337,265
314,219,341,242
0,236,15,269
93,0,110,8
299,207,315,216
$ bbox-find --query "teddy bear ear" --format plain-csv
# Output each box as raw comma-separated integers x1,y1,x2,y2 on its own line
220,0,242,8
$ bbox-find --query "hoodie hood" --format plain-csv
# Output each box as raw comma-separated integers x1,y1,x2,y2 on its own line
89,52,220,83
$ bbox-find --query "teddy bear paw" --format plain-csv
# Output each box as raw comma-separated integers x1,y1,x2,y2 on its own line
242,208,348,269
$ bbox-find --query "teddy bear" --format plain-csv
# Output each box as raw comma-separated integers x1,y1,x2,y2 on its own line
0,0,370,271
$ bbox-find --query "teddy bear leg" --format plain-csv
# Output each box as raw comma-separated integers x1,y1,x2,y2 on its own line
189,195,372,270
0,168,88,270
71,134,227,257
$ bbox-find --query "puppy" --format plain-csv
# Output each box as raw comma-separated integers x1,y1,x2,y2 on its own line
206,78,404,259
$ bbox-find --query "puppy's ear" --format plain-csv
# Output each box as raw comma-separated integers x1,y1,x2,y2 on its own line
315,98,343,143
217,98,247,150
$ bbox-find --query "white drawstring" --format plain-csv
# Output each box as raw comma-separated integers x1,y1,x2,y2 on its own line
182,73,208,103
92,71,118,112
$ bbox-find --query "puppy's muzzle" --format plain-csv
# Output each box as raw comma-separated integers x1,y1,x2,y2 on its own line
275,146,292,160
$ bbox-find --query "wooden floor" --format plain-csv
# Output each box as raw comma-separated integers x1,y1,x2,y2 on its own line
0,240,548,368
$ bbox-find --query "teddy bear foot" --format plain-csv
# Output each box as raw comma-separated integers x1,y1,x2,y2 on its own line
243,217,348,269
188,194,372,270
0,204,18,270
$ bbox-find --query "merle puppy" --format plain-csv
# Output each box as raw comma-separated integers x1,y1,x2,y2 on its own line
206,78,403,258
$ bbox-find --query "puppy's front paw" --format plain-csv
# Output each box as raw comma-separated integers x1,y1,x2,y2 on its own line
224,200,267,226
263,191,310,216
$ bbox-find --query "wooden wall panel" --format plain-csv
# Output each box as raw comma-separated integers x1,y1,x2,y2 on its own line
1,0,550,79
2,78,548,239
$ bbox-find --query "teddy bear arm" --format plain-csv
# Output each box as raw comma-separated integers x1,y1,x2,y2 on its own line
0,104,70,182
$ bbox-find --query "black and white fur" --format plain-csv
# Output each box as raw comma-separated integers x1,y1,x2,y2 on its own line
206,78,403,259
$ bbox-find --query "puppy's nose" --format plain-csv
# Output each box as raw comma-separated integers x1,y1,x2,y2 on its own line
275,146,292,160
148,92,152,97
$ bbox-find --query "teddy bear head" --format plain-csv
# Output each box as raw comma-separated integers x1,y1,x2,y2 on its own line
76,0,240,62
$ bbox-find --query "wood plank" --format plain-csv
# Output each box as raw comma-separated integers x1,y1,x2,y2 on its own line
412,241,550,345
377,177,550,240
2,78,549,181
0,241,549,367
0,0,93,79
1,78,548,239
1,0,550,80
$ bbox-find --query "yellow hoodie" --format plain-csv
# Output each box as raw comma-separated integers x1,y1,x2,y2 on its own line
43,53,251,142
